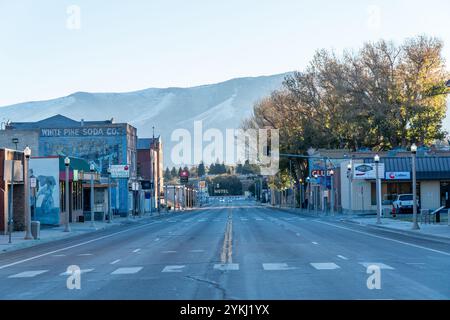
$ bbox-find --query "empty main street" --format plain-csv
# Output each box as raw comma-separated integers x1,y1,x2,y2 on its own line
0,200,449,300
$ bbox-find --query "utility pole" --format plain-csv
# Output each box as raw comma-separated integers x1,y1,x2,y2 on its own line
64,157,71,232
90,163,96,229
24,147,32,239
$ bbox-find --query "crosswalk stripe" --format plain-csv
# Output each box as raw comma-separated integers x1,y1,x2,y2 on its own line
60,268,94,276
359,262,395,270
9,270,48,278
214,263,239,271
111,267,143,275
262,263,297,271
310,263,340,270
162,265,185,272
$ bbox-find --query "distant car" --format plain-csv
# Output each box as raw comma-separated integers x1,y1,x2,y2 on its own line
392,194,419,214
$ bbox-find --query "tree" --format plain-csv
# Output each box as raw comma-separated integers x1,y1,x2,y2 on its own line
198,161,206,177
164,167,171,181
170,167,177,178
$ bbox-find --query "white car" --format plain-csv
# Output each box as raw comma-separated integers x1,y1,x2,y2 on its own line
392,194,419,214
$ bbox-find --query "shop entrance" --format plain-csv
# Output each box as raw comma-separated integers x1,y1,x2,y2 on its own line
440,182,450,208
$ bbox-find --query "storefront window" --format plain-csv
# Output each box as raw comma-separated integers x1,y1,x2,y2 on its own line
371,182,416,206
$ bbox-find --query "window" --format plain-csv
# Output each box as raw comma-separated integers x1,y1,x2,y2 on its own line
371,182,419,206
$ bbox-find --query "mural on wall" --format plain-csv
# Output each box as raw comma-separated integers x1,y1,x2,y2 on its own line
40,138,121,173
30,158,60,225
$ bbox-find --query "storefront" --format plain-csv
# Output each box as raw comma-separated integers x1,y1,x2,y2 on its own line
340,156,450,212
30,156,92,225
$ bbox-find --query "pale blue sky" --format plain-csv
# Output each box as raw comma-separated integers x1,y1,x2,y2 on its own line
0,0,449,106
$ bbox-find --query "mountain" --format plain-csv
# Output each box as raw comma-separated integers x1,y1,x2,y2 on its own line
0,72,291,166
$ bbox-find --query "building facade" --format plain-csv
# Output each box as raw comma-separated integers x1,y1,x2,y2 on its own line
0,149,26,234
137,137,164,210
2,115,137,215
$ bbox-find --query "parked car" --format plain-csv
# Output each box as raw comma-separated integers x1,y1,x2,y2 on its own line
392,194,419,214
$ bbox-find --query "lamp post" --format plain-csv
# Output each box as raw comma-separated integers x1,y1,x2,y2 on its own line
63,157,71,232
347,162,352,214
313,173,319,212
12,138,19,150
411,143,420,230
330,169,335,216
374,154,382,224
107,167,112,223
306,177,311,212
90,163,96,229
24,147,33,239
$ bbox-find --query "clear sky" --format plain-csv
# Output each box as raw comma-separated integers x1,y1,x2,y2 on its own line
0,0,449,106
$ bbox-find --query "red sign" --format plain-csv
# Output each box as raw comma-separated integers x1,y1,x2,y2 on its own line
180,170,189,177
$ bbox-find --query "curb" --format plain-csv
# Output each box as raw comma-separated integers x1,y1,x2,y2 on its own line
342,219,450,243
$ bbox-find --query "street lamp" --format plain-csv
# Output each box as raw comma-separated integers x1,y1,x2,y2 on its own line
347,162,352,214
329,169,335,215
23,147,33,239
63,157,71,232
374,154,382,225
411,143,420,230
306,176,311,212
12,138,19,150
90,162,96,229
107,167,112,223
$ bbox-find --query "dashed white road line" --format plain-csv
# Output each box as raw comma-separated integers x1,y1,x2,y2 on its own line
359,262,395,270
312,242,318,245
262,263,297,271
214,263,239,271
310,263,340,270
132,249,141,253
162,265,185,273
60,268,94,276
337,255,348,260
9,270,48,278
161,250,177,253
110,259,121,265
111,267,143,275
78,253,93,256
189,249,205,253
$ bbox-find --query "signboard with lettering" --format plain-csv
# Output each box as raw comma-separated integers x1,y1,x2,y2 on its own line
385,171,410,180
353,163,385,180
40,127,122,137
110,165,130,178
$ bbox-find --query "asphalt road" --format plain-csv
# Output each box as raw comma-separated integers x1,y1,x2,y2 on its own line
0,200,449,300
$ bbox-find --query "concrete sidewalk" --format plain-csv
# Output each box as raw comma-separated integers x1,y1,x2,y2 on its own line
0,213,166,254
264,203,450,241
344,216,450,240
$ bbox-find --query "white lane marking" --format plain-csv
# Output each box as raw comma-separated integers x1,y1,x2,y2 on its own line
60,268,94,276
189,249,205,253
0,221,158,270
78,253,93,256
162,265,185,273
213,263,239,271
240,218,248,221
406,262,425,265
315,220,450,257
154,238,160,241
262,263,297,271
110,259,121,265
111,267,143,275
359,262,395,270
312,242,318,245
52,254,66,257
198,219,207,222
337,255,348,260
310,263,340,270
295,233,301,237
255,218,264,221
9,270,48,278
132,249,141,253
161,250,177,253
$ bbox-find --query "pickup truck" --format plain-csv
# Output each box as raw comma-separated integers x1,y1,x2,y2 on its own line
392,194,419,214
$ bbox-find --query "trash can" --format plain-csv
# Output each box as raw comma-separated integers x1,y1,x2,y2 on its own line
31,221,40,240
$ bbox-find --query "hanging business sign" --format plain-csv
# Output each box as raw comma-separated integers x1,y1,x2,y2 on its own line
385,171,410,180
353,163,385,180
110,164,130,178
